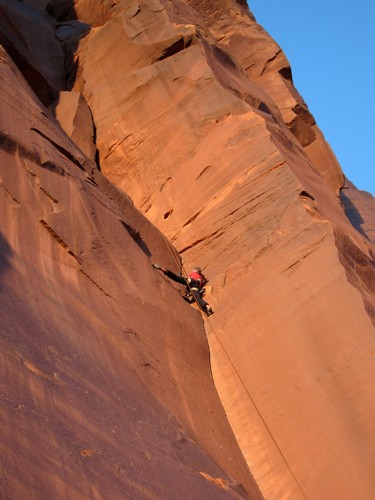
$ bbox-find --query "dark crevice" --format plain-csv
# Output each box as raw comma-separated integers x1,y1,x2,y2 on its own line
30,127,85,171
196,165,211,180
299,191,315,201
163,210,173,220
88,103,101,171
279,66,293,81
39,219,81,263
0,132,18,156
65,54,79,90
40,160,65,176
257,101,272,115
157,37,190,62
159,177,172,192
182,210,203,228
0,44,59,105
39,187,59,204
95,147,101,171
0,183,21,206
0,1,90,103
120,220,141,240
79,269,114,298
46,2,76,21
131,8,141,19
0,131,64,175
120,220,151,256
85,177,99,188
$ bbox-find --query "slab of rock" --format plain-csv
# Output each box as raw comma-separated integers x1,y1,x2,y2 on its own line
53,90,97,162
0,47,261,499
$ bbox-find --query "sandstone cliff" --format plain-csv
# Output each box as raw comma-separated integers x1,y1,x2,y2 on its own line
1,0,375,499
0,45,259,498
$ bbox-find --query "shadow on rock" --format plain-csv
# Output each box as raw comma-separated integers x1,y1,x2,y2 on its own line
0,0,90,105
0,232,12,290
50,2,91,90
341,190,368,241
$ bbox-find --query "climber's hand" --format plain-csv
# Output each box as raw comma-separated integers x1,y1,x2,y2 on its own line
152,263,166,272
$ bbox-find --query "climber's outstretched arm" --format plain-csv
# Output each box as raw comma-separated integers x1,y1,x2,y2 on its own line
153,264,186,286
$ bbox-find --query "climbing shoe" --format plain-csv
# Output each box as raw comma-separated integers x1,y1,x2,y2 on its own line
152,263,161,269
205,305,214,317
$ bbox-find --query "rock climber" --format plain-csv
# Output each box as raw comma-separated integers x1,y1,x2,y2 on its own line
152,264,214,317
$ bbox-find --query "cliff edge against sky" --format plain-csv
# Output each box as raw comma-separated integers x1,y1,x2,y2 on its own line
1,0,375,498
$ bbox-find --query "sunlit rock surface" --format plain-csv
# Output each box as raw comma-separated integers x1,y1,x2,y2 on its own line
73,1,375,498
0,47,260,498
53,90,97,162
1,0,375,498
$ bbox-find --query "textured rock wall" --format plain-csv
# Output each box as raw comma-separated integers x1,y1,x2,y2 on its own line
70,0,375,498
0,47,260,498
1,0,375,499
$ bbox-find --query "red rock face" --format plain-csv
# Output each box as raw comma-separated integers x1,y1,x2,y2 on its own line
53,90,97,162
1,0,375,499
0,48,260,498
72,1,375,498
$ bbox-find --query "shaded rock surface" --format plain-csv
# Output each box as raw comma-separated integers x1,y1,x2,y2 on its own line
341,181,375,245
0,48,260,498
53,90,97,162
0,0,65,103
1,1,375,499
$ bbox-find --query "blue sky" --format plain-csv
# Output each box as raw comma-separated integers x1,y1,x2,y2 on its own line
248,1,375,196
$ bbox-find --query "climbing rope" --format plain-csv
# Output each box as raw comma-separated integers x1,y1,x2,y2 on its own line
204,319,308,499
156,230,308,499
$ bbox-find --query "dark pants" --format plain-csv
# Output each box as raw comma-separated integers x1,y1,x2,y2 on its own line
190,288,209,311
164,270,209,311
